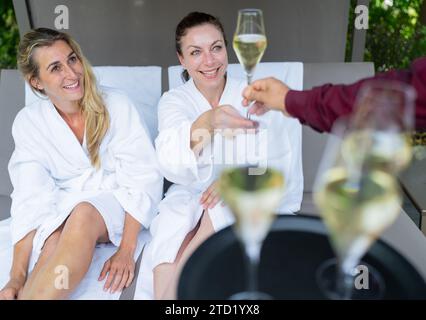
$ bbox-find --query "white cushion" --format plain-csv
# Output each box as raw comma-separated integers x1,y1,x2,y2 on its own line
168,62,303,91
25,66,162,141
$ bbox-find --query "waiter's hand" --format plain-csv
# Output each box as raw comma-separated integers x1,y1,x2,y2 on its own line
242,77,290,116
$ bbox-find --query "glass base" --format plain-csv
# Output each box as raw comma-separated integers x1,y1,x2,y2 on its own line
316,258,386,300
229,291,273,300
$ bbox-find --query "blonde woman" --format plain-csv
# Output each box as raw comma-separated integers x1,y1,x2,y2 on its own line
0,28,163,299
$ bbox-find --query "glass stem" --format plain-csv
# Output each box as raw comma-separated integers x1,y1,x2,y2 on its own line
245,243,261,294
247,74,253,85
336,258,355,300
246,74,253,119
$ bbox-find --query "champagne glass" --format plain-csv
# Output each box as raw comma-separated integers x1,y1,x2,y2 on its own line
341,80,416,175
219,166,284,300
314,122,402,299
233,8,267,119
313,81,416,299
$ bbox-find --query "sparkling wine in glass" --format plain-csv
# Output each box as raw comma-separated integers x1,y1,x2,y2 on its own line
314,155,402,299
219,166,284,300
341,80,416,175
233,8,267,118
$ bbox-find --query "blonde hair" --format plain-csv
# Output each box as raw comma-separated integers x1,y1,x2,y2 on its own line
17,28,109,169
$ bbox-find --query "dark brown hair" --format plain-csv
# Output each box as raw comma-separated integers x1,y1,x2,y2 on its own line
175,12,227,82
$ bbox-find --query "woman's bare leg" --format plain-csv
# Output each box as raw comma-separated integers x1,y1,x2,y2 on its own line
153,210,214,300
20,202,109,300
153,221,199,299
20,224,64,296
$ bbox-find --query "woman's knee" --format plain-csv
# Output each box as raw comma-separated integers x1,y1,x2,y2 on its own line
69,202,101,224
72,202,98,214
154,262,177,275
65,202,106,237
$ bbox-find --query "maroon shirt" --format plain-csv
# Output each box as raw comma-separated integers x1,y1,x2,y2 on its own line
286,57,426,132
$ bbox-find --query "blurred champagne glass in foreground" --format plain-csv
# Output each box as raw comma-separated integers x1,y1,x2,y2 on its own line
220,167,284,300
342,80,416,174
313,80,416,299
314,136,402,299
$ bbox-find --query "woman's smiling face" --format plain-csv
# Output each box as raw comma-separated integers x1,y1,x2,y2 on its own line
178,23,228,91
30,40,85,105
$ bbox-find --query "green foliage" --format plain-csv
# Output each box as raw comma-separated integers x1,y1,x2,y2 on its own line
0,0,19,69
345,0,358,62
364,0,426,71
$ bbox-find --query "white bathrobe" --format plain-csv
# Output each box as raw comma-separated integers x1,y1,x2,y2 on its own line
135,77,303,299
8,86,163,272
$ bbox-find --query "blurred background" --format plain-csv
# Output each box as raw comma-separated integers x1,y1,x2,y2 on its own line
1,1,425,136
0,0,425,225
2,0,425,70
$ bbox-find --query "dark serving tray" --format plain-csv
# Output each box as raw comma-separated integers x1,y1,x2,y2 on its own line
178,214,426,299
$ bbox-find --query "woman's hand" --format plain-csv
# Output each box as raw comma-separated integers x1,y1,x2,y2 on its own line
200,180,225,210
191,105,258,151
99,247,136,294
210,104,258,131
0,278,25,300
192,104,257,137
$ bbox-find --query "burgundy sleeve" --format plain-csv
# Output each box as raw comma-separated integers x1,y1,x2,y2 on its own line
285,57,426,133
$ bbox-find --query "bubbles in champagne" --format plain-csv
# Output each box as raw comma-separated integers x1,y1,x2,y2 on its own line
219,167,284,250
314,167,401,261
233,34,267,76
341,129,413,174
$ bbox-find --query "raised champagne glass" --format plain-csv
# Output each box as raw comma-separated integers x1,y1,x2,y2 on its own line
233,8,267,119
219,166,284,300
